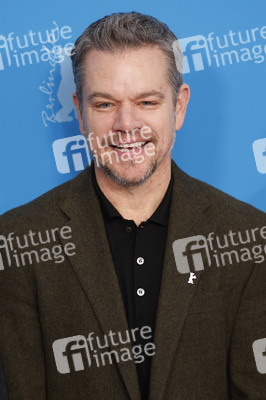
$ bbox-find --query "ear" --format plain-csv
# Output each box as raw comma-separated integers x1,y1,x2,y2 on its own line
175,84,190,131
73,91,85,135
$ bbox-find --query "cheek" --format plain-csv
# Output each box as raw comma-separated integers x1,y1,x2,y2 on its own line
164,112,177,137
86,112,112,135
151,108,175,134
156,119,174,142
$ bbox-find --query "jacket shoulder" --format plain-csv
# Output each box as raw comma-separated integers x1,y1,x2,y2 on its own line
173,162,266,227
0,167,91,226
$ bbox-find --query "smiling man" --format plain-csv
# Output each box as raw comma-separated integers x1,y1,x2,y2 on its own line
72,42,189,224
0,11,266,400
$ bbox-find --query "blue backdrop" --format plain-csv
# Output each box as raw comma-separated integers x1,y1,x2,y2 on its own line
0,0,265,215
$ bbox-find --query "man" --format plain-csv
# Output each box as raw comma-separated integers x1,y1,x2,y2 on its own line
0,11,266,400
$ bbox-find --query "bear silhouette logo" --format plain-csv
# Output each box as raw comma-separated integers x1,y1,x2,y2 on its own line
54,49,77,123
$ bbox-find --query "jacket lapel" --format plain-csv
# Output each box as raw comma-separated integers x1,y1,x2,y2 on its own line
149,162,218,400
58,162,218,400
59,167,141,400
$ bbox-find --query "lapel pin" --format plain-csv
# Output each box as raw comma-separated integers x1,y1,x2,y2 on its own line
188,272,197,284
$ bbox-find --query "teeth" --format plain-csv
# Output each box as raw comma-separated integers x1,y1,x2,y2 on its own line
115,142,145,149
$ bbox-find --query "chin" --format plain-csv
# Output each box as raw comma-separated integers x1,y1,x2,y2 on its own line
100,159,158,187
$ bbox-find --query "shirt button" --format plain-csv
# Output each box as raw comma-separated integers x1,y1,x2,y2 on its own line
125,226,132,233
137,288,145,296
137,257,144,265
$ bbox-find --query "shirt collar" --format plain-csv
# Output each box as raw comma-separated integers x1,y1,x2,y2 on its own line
91,164,174,227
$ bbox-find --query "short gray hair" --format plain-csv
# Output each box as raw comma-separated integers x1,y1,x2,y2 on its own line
71,11,183,113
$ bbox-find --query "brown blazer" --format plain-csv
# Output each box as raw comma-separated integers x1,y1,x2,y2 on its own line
0,160,266,399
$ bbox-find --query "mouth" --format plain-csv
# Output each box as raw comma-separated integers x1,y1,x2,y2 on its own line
110,141,148,152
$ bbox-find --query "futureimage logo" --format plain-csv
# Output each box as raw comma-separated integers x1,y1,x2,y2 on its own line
53,335,91,374
253,338,266,374
53,127,155,175
172,226,266,274
172,235,212,274
53,135,91,174
253,138,266,174
174,25,266,74
53,326,156,374
0,21,74,71
177,35,211,73
0,225,76,270
87,127,155,168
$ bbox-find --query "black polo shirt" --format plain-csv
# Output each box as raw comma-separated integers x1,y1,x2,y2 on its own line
91,166,173,400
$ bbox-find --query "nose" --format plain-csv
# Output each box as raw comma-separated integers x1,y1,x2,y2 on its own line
112,103,142,134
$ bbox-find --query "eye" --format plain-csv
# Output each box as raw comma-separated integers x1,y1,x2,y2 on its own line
140,101,157,106
96,103,112,109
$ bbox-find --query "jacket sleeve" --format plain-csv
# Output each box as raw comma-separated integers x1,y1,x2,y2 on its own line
0,359,8,400
0,221,47,399
229,261,266,399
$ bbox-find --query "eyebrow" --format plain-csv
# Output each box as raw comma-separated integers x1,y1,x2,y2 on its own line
86,90,165,103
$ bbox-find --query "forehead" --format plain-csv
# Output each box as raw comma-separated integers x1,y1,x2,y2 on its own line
81,46,170,97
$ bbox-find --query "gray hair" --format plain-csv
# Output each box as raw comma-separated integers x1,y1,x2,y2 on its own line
71,11,183,113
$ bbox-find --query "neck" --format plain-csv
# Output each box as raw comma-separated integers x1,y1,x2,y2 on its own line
94,158,172,226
